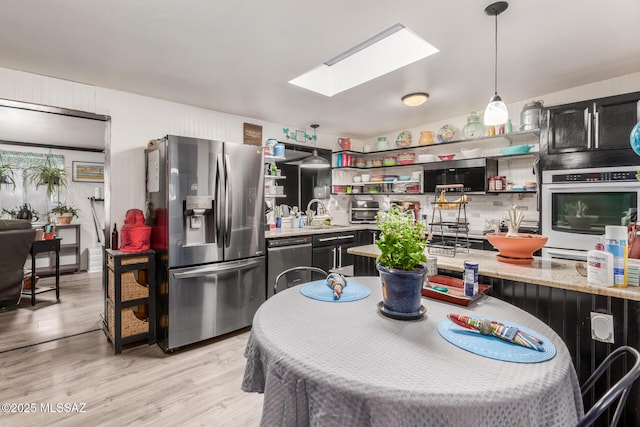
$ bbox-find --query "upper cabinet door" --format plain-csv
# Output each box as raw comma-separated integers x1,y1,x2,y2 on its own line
544,100,592,155
595,92,640,150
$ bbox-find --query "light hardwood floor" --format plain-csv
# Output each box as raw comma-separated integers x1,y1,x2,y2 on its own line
0,273,103,353
0,272,263,426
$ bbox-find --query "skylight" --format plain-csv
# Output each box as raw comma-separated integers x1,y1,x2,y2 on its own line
289,24,438,97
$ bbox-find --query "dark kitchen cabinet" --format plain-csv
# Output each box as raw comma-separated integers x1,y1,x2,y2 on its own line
540,91,640,169
353,230,380,276
312,232,357,275
357,229,380,246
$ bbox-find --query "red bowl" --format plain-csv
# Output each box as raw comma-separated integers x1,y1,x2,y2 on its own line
438,154,456,161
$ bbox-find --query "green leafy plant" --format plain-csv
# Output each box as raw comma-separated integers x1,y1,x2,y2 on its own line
1,207,18,218
26,155,68,198
375,205,427,270
0,152,16,191
1,205,39,220
50,201,79,218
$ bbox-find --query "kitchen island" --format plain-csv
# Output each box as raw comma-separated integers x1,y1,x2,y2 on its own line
348,244,640,301
347,244,640,426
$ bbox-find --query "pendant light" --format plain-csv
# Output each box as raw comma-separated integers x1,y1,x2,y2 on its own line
483,1,509,126
300,124,330,169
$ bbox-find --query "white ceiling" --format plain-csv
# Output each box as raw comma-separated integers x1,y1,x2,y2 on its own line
0,0,639,139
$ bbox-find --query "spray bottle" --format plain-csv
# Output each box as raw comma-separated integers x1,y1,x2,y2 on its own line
604,225,628,287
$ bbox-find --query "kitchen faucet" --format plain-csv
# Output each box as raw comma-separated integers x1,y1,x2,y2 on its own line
306,199,327,216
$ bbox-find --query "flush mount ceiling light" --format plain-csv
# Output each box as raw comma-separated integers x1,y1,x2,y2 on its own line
289,23,439,97
483,1,509,126
402,92,429,107
300,124,330,169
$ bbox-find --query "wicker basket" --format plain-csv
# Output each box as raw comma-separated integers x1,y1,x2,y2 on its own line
107,253,150,268
108,304,149,338
108,270,149,301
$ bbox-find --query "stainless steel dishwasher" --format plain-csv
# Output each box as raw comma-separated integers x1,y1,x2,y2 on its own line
267,236,313,298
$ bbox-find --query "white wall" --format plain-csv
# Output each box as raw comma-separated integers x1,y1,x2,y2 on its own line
0,66,341,269
361,72,640,149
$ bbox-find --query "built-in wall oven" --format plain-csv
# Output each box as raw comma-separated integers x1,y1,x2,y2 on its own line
541,166,639,261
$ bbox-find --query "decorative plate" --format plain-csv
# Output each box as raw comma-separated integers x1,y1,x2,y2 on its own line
396,131,412,147
437,124,457,143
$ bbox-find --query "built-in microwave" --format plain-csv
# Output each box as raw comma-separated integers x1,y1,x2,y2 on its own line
423,158,498,194
541,166,640,261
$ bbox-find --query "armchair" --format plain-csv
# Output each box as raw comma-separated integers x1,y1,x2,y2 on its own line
0,220,36,308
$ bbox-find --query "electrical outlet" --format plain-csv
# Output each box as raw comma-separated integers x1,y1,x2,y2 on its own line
590,312,614,343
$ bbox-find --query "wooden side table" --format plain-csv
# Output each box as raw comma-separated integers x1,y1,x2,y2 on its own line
102,249,156,354
22,238,61,306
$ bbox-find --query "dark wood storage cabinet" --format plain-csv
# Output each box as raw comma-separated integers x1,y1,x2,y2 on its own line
102,249,155,354
541,91,640,169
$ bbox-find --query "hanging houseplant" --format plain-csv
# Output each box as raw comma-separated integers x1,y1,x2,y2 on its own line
0,152,17,191
26,155,69,199
375,205,428,315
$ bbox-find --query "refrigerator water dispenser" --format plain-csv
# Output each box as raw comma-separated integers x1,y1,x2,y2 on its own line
183,195,214,245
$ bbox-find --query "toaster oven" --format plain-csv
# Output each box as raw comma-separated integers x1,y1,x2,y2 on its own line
350,200,380,223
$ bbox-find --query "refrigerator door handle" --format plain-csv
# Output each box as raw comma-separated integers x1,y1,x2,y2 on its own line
224,153,232,247
215,153,224,246
173,258,263,278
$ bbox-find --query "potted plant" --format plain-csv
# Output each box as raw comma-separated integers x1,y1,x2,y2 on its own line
26,155,69,199
50,201,79,224
375,205,428,316
1,206,18,219
0,152,16,191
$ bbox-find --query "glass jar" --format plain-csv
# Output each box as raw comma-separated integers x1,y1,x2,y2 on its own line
488,176,496,191
462,112,485,139
377,137,389,151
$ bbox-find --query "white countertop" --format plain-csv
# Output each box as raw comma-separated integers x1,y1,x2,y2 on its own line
265,223,376,239
348,244,640,301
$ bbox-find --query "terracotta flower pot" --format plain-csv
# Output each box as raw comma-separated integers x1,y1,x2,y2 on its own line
377,263,426,314
485,232,548,264
57,213,73,224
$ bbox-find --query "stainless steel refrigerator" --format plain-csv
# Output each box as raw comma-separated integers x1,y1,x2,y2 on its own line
146,135,265,352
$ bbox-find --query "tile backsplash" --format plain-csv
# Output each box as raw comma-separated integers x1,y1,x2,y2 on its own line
330,192,538,232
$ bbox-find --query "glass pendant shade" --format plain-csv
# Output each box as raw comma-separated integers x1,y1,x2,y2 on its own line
300,149,330,169
630,121,640,157
484,94,508,126
484,2,509,127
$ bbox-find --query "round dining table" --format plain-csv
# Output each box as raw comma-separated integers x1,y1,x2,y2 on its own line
242,277,584,427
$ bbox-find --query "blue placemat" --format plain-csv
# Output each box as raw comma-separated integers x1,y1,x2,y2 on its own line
300,280,371,302
437,317,556,363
